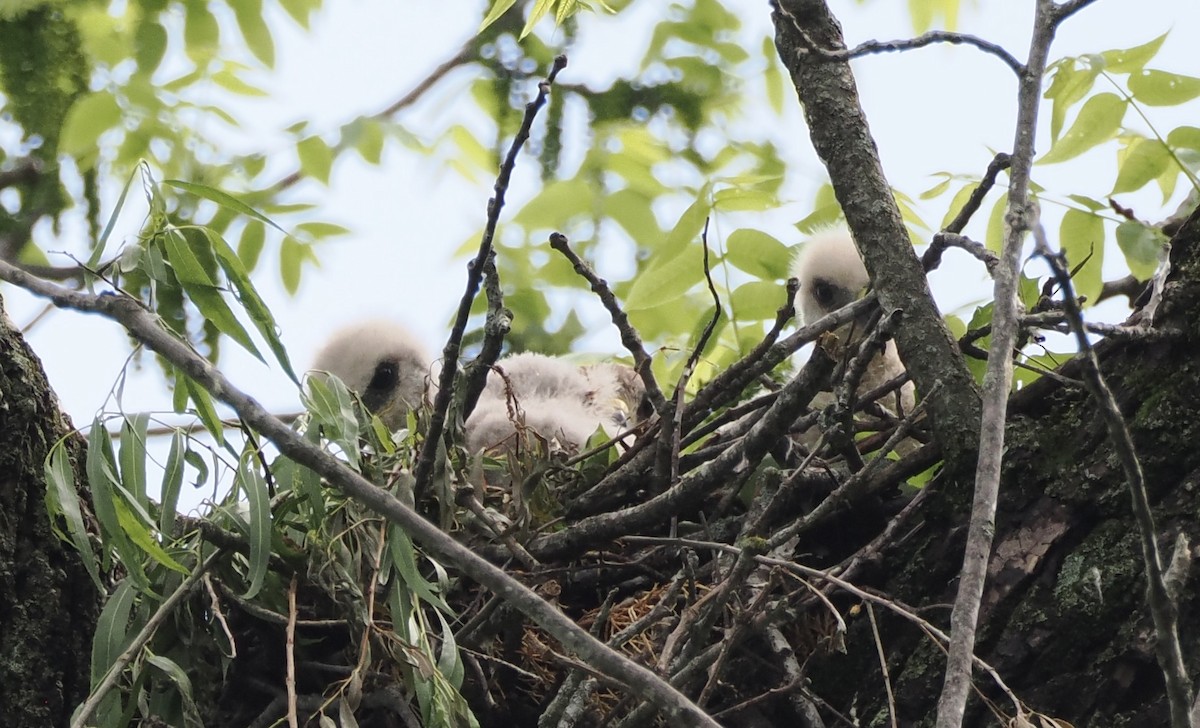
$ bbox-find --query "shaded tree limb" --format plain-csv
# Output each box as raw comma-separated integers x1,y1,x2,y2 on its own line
938,2,1085,725
772,0,982,477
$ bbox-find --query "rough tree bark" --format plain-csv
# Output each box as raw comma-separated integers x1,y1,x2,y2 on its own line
811,209,1200,725
0,295,101,726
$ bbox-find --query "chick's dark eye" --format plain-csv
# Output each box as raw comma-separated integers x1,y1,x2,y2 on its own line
368,360,399,392
812,279,837,309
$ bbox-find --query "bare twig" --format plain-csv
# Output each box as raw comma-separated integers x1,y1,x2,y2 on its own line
936,2,1069,726
794,30,1022,76
549,231,670,417
286,574,299,728
868,604,899,728
414,55,568,494
662,218,722,483
1031,224,1194,728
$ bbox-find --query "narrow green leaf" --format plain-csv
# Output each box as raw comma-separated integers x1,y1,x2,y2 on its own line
45,439,103,590
60,91,122,159
294,221,351,239
238,219,266,270
87,422,148,588
183,0,220,63
985,192,1009,253
146,652,203,727
1115,221,1164,279
165,180,287,235
1101,32,1168,73
231,0,275,67
725,229,792,279
1038,93,1125,165
1059,209,1104,305
113,497,188,575
303,376,361,470
182,375,225,444
522,0,556,38
388,525,451,612
159,430,185,538
1113,138,1171,194
1128,69,1200,106
118,414,150,510
713,187,776,212
280,237,302,294
762,36,784,114
297,136,334,185
91,579,137,688
212,69,269,97
204,228,297,382
236,455,271,599
479,0,518,32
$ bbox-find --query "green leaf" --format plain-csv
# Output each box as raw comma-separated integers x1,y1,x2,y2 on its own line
521,0,556,38
238,219,266,270
212,69,269,97
297,136,334,184
355,119,385,165
479,0,518,33
730,281,785,321
135,20,168,73
388,525,451,612
278,0,317,28
713,186,776,212
658,194,711,261
1044,59,1095,143
985,192,1009,253
1112,138,1171,194
625,248,704,311
86,422,148,588
237,456,271,599
280,237,303,294
146,652,203,727
231,0,275,67
118,414,150,510
604,188,661,242
183,0,220,63
91,579,137,687
1038,93,1125,165
44,439,103,590
60,91,122,159
165,180,287,235
1115,221,1164,279
303,376,361,470
1128,69,1200,106
294,221,351,239
725,229,792,279
1167,126,1200,151
1059,209,1104,305
159,430,185,538
113,497,188,575
1101,32,1167,73
182,374,226,444
203,228,298,382
762,37,784,114
163,230,263,361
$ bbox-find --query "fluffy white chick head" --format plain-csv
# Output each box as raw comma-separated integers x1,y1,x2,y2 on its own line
791,228,871,327
311,320,431,429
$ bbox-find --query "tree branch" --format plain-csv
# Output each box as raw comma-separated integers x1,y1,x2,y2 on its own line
795,30,1023,77
414,55,568,494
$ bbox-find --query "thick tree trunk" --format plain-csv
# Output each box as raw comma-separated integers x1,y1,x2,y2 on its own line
813,211,1200,726
0,296,100,727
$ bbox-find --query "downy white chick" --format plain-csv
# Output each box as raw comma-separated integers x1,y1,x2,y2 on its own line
310,319,432,430
792,228,915,417
312,322,646,454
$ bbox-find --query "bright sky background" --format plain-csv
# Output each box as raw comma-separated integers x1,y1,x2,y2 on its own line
5,0,1198,509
